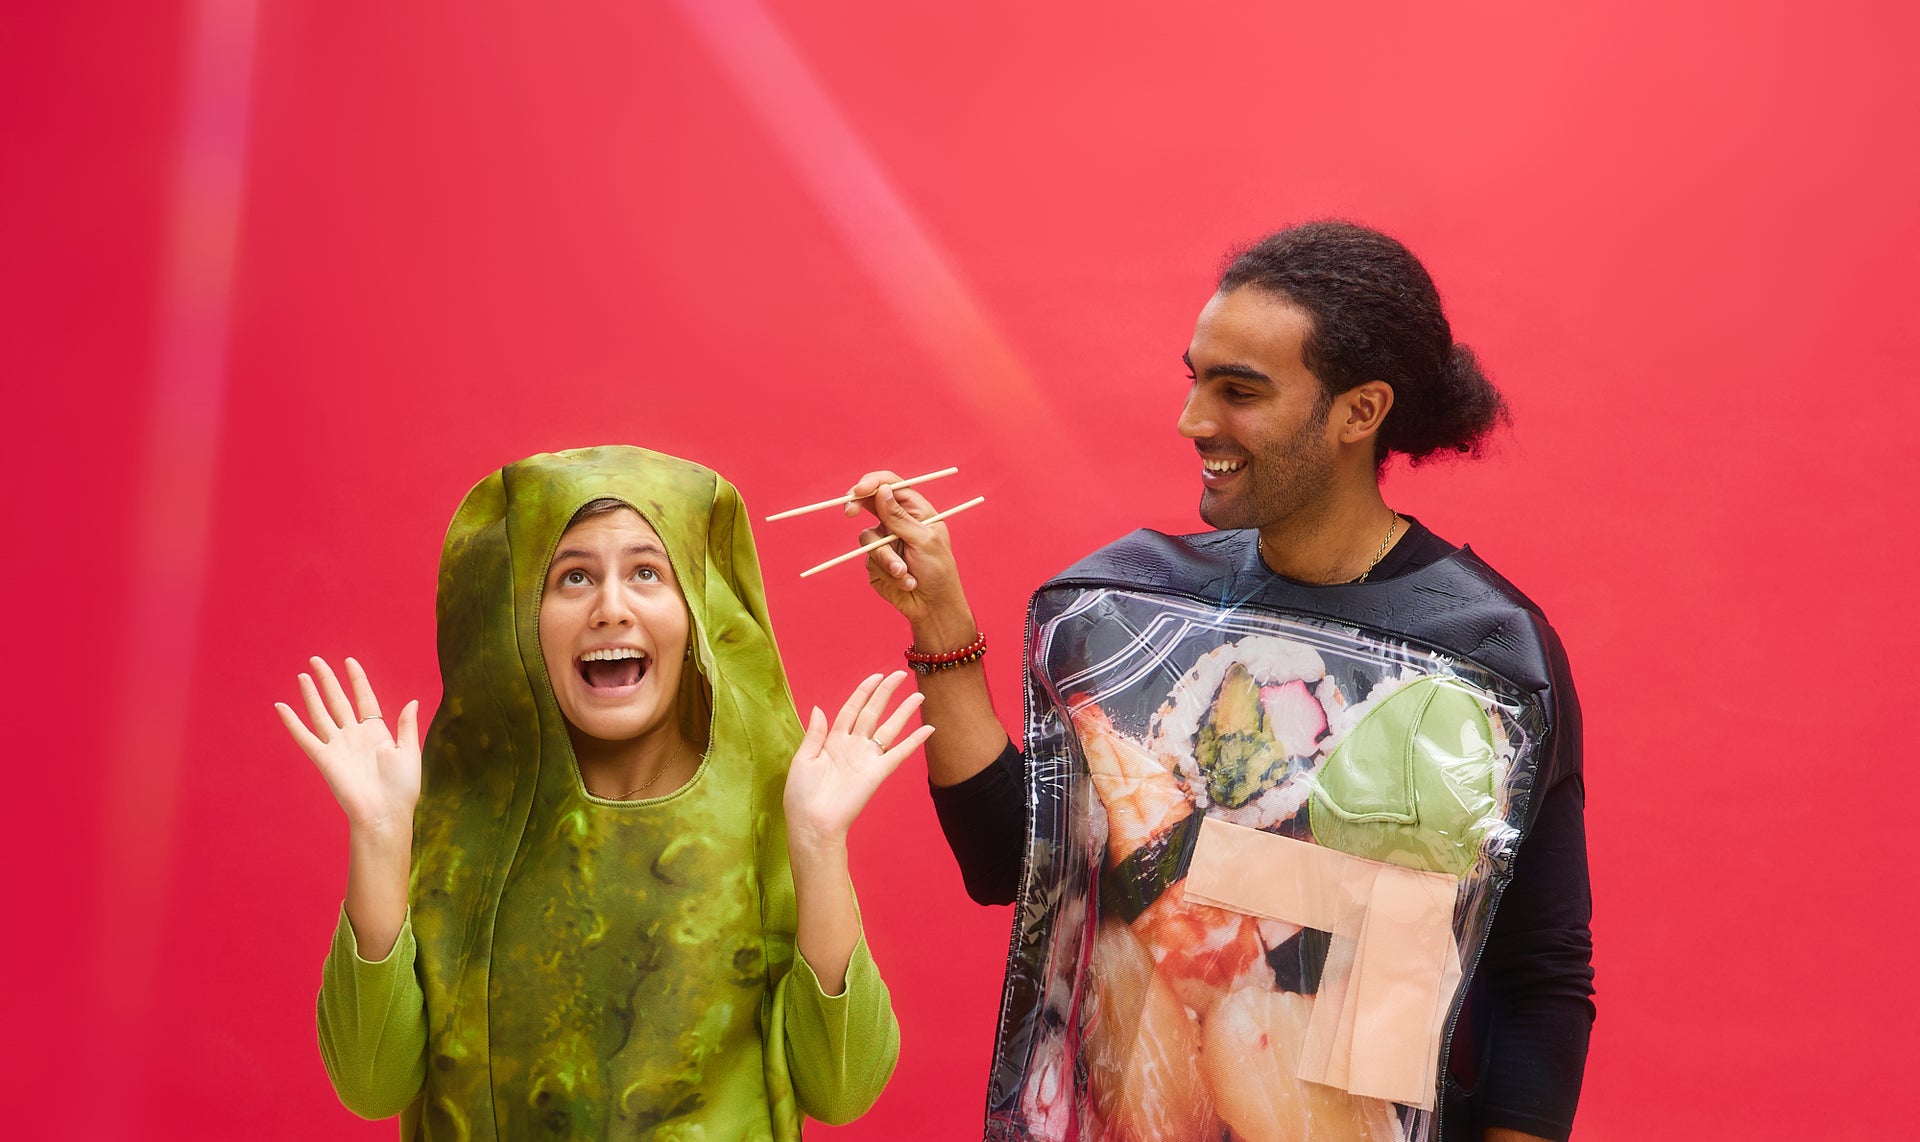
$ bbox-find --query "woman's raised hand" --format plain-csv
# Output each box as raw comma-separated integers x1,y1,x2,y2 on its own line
276,656,422,838
784,670,935,852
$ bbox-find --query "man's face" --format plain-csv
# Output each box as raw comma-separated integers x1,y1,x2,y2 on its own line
537,508,692,747
1177,287,1339,531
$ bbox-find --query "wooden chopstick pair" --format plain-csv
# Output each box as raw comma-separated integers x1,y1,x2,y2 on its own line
764,467,985,578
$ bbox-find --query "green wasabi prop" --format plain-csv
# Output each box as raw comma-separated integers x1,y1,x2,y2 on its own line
1309,676,1498,877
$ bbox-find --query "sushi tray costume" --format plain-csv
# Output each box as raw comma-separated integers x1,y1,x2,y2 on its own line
984,527,1583,1142
315,446,899,1140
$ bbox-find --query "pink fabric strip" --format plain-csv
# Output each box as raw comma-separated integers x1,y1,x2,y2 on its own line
1183,816,1461,1109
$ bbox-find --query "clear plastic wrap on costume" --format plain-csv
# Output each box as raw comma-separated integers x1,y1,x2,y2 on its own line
984,532,1559,1142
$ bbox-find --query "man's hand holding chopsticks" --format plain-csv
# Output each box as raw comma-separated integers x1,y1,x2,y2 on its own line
844,470,978,649
838,469,1009,791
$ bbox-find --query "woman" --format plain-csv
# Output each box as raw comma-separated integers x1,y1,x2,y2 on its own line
276,445,925,1140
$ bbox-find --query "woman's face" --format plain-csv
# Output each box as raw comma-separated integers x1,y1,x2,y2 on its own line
538,508,692,747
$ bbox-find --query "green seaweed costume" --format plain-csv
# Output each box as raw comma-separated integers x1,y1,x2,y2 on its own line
316,446,899,1140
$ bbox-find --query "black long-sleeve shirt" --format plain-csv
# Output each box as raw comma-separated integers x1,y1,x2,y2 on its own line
929,519,1595,1140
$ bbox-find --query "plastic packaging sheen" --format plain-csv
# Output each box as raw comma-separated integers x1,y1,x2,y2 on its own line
983,583,1546,1142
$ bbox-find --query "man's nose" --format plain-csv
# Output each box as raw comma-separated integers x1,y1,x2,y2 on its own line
1176,391,1215,439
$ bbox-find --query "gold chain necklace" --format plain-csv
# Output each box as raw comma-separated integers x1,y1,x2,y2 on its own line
1259,511,1401,584
608,739,688,801
1351,512,1401,583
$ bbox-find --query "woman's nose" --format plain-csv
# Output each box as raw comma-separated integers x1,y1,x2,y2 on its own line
590,583,634,626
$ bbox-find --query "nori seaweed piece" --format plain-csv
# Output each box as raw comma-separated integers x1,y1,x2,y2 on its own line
1099,811,1203,923
1267,926,1332,995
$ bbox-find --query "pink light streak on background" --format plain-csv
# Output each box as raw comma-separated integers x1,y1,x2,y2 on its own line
667,0,1079,458
84,0,258,1128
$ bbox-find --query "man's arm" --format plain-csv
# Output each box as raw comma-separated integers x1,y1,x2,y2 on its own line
1476,774,1596,1141
845,473,1014,786
925,741,1026,904
839,473,1027,904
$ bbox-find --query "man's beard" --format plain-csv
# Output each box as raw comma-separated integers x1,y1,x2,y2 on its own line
1198,403,1336,533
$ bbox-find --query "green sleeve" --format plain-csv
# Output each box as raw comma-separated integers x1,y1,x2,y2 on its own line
773,934,901,1126
316,905,429,1120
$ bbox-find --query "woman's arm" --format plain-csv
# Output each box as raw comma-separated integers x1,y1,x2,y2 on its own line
277,655,422,955
316,905,429,1118
279,656,429,1116
788,838,861,996
782,671,932,991
772,672,926,1120
772,922,900,1126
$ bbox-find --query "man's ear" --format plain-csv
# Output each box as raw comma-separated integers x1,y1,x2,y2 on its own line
1336,381,1395,444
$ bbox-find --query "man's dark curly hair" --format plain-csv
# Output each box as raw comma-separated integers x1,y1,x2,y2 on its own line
1218,220,1508,467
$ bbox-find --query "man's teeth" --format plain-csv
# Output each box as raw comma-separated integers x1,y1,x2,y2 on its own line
580,648,644,662
1204,458,1247,473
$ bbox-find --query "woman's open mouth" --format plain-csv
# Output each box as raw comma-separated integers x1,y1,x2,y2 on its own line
576,646,648,694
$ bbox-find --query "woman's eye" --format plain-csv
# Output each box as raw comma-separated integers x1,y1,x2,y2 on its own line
562,569,588,586
634,566,660,583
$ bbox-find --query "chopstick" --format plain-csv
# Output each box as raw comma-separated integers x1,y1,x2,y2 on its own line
797,496,987,578
764,466,960,522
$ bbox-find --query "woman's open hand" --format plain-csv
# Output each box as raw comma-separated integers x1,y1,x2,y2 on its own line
276,656,421,839
784,670,934,852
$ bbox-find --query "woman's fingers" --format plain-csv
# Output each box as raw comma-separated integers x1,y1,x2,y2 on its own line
877,723,937,774
798,705,829,758
871,689,925,748
397,699,421,754
275,701,326,759
830,674,885,737
344,656,384,722
310,657,358,727
297,672,336,741
852,670,909,739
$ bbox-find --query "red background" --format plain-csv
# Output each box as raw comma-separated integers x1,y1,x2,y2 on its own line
5,2,1917,1137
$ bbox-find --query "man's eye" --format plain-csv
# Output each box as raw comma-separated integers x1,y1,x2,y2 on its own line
1226,388,1258,403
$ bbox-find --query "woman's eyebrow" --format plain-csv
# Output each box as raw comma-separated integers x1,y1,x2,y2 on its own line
552,543,668,563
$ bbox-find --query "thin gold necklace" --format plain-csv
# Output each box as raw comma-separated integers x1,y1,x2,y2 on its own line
1351,512,1402,583
608,739,688,801
1260,511,1401,584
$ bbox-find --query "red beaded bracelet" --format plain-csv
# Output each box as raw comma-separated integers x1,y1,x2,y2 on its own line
905,631,987,675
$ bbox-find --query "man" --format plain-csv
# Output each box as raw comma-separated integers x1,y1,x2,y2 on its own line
847,221,1592,1142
